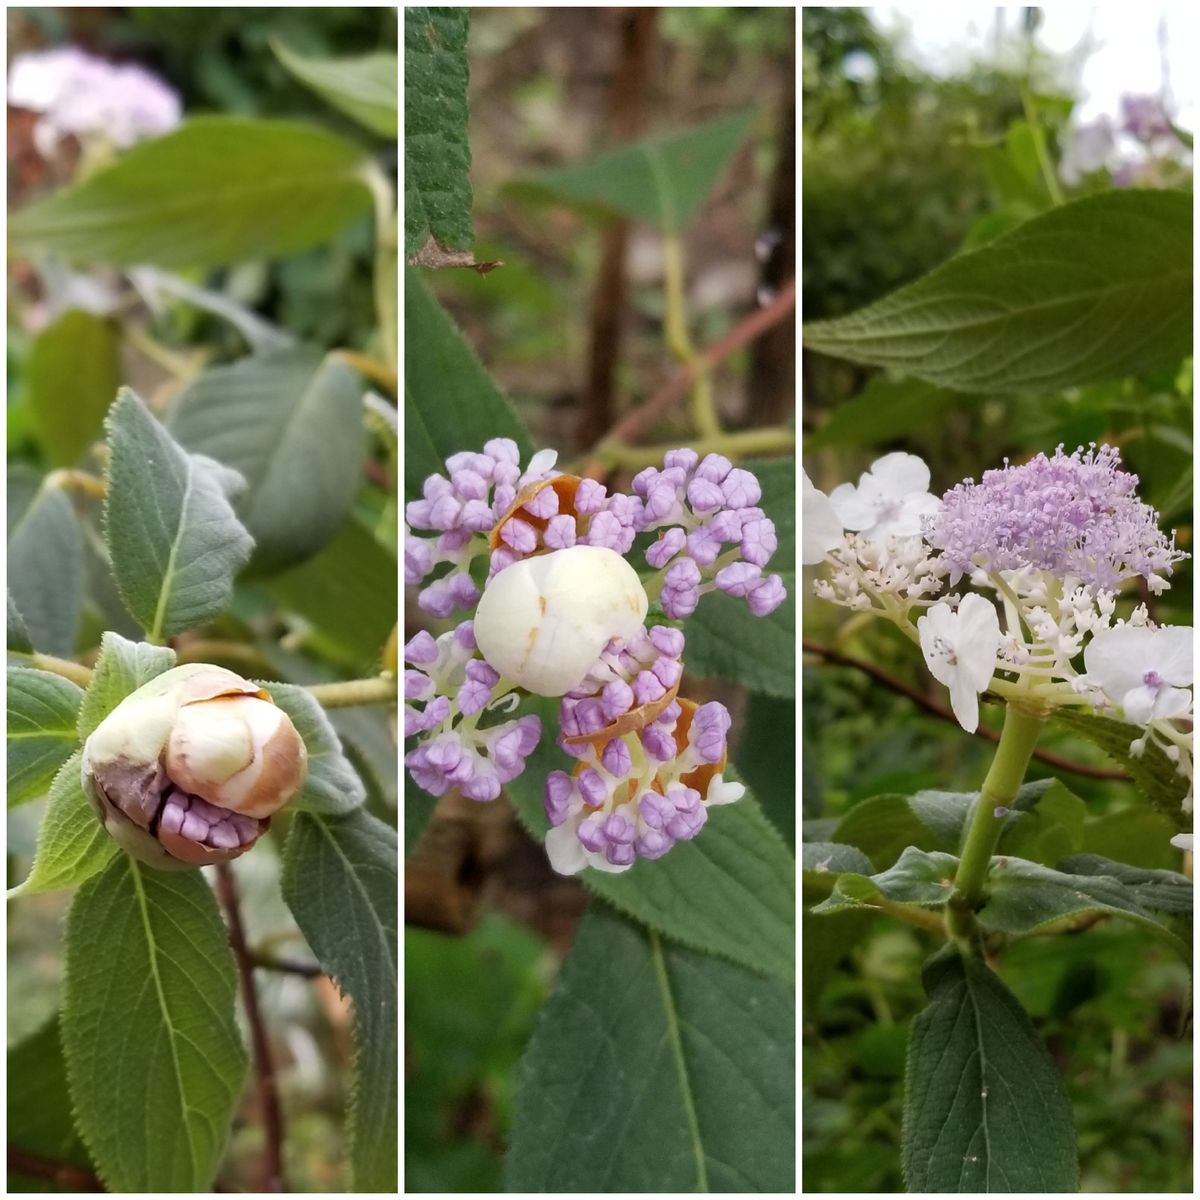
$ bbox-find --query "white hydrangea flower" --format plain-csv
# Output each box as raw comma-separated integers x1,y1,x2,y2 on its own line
917,593,1001,733
1083,624,1193,726
802,470,843,565
828,452,941,542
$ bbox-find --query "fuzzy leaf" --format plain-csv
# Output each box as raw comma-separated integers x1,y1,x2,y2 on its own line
506,903,794,1191
77,632,177,741
62,857,247,1191
1055,853,1193,914
168,348,365,573
26,308,121,467
812,846,959,915
10,116,374,268
903,948,1078,1191
282,808,398,1191
8,590,34,653
8,479,85,657
804,190,1192,393
274,42,397,137
7,667,83,807
404,8,473,258
260,683,366,815
104,389,254,641
9,750,116,898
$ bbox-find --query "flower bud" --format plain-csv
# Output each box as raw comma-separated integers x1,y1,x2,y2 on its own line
474,545,649,696
81,664,307,869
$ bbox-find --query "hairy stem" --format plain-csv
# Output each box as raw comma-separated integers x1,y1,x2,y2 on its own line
9,651,94,687
305,675,397,708
215,864,285,1192
947,703,1046,943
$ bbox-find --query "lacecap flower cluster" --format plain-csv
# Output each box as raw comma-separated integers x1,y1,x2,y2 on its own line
806,444,1194,818
405,441,787,874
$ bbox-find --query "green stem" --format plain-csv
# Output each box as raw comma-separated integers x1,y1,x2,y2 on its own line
661,233,720,440
947,703,1045,943
10,651,94,687
305,675,397,709
1020,87,1065,206
595,425,794,472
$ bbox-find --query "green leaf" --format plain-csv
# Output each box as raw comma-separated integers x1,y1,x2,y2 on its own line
404,8,473,258
506,719,794,983
804,190,1193,393
7,668,83,807
25,309,120,467
76,632,177,741
10,116,374,268
8,590,33,653
801,840,875,894
260,683,366,815
980,855,1191,958
903,948,1078,1191
7,1016,95,1189
802,910,873,1010
404,774,438,855
811,846,959,915
62,857,248,1191
683,457,794,698
167,348,365,572
104,389,254,641
505,903,794,1192
996,778,1087,865
831,791,965,870
282,808,398,1191
265,517,397,671
1082,807,1176,869
805,375,960,450
1056,853,1193,915
403,267,531,497
274,42,397,137
9,750,116,898
510,110,754,233
735,692,795,845
8,480,85,657
1051,707,1189,827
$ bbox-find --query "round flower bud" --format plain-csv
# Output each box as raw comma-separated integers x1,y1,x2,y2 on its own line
474,545,649,696
81,664,307,869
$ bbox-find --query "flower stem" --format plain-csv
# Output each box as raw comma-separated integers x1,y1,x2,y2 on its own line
595,425,794,471
947,702,1045,943
10,651,94,687
305,675,397,708
661,232,720,440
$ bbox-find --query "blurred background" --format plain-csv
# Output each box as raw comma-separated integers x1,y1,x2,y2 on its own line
802,5,1192,1192
8,8,397,1191
405,7,795,1190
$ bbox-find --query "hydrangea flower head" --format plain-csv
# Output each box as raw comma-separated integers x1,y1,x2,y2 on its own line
928,444,1186,591
1084,623,1193,726
828,451,940,541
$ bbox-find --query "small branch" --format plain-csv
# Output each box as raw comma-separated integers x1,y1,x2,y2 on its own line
595,425,795,472
215,864,285,1193
329,349,397,396
43,468,107,500
175,639,275,672
10,651,94,686
802,639,1131,782
305,675,397,708
8,1149,104,1191
581,279,796,474
250,952,324,979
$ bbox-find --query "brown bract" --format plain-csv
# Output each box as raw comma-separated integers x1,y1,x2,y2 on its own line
488,474,583,553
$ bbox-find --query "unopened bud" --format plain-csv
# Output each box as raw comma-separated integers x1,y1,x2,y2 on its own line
473,545,648,696
81,665,307,869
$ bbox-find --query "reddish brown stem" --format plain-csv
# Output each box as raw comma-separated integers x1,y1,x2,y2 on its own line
582,279,797,476
802,639,1131,782
215,864,286,1192
7,1149,104,1191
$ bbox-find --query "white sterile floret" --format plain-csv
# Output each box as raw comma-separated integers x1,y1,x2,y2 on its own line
917,593,1001,733
827,451,941,542
1083,623,1193,725
802,470,843,565
473,545,648,697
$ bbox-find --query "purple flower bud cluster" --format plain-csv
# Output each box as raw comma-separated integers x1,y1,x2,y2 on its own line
403,623,542,802
160,789,259,851
404,439,557,618
543,694,743,873
928,444,1187,591
632,450,786,619
488,476,638,578
1120,94,1173,142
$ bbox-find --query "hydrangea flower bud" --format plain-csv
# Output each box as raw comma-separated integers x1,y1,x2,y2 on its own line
473,545,649,696
81,665,307,869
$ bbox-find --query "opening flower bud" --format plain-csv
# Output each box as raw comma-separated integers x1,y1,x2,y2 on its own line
81,664,307,869
473,545,649,696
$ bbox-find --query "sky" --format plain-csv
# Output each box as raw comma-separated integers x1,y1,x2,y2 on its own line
870,4,1197,129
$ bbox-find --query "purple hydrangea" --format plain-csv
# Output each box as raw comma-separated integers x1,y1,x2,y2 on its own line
403,623,542,801
632,450,786,619
927,444,1187,591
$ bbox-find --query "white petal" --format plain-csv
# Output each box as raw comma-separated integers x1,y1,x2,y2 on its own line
1151,625,1193,686
827,482,877,531
802,472,844,564
954,594,1001,691
1121,684,1159,726
948,674,981,733
918,604,957,687
868,451,931,498
1170,833,1193,851
525,448,559,476
544,822,587,875
1084,626,1154,700
1151,685,1192,722
705,776,745,806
